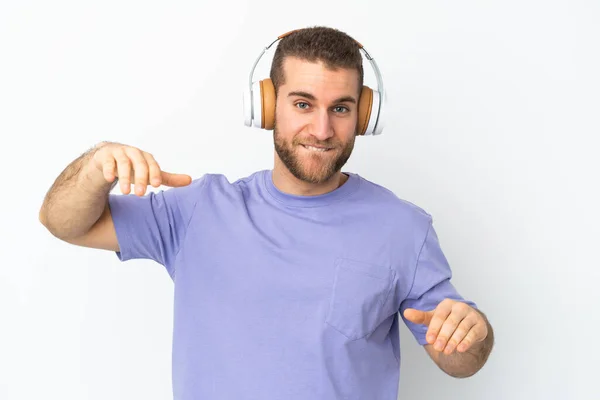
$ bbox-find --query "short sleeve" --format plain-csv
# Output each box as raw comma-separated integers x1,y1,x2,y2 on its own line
399,220,478,345
107,176,208,278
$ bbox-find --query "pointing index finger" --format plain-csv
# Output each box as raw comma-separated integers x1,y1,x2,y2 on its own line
161,171,192,187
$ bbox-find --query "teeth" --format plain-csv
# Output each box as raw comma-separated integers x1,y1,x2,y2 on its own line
304,145,329,152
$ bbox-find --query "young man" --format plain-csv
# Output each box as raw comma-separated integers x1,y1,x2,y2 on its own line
39,26,494,399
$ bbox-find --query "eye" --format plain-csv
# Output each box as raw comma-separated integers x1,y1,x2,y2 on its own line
295,102,310,109
333,106,349,113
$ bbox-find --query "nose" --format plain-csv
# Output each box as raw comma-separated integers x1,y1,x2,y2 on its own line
307,109,334,141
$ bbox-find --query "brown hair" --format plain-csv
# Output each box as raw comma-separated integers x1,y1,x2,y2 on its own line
269,26,364,96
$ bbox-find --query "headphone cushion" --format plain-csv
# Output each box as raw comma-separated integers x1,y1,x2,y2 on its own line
357,85,374,135
260,78,276,130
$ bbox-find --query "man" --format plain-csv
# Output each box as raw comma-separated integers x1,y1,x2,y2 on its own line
39,26,494,399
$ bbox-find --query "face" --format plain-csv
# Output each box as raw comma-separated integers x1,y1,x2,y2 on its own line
273,56,360,184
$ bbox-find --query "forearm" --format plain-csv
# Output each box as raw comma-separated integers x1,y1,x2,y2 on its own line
39,142,116,239
434,310,495,378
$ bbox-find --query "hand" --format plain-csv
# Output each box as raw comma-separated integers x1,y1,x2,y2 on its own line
403,299,488,355
91,142,192,196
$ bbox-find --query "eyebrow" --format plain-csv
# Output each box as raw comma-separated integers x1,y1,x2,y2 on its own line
288,91,357,104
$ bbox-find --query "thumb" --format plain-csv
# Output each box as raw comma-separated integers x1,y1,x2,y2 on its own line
403,308,434,326
161,171,192,187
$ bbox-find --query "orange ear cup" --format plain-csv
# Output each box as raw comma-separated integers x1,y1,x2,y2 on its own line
259,78,276,130
357,86,373,136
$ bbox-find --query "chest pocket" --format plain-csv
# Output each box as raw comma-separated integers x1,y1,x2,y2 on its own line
325,258,396,341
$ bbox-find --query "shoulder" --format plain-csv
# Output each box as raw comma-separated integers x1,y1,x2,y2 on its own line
167,170,265,202
356,174,431,215
198,170,264,192
170,170,259,191
353,173,434,230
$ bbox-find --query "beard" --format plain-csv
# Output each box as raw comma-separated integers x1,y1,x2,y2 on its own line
273,123,355,184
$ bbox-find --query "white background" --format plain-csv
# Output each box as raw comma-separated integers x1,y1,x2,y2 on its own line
1,1,599,399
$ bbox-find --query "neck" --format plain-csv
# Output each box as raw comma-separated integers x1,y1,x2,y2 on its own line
272,157,348,196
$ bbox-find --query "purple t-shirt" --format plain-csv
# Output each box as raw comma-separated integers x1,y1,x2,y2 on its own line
108,169,476,399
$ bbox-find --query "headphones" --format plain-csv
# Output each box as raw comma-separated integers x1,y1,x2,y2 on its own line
243,29,386,136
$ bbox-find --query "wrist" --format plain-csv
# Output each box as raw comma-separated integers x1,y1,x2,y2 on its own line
78,146,114,194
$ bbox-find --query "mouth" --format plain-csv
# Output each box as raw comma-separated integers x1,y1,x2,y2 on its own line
300,144,333,153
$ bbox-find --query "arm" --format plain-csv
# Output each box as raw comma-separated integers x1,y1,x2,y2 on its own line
399,219,494,377
39,141,191,250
